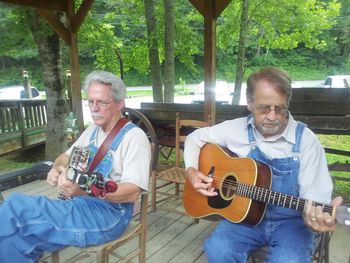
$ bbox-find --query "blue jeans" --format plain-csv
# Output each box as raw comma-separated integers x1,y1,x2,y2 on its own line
0,192,133,263
204,218,315,263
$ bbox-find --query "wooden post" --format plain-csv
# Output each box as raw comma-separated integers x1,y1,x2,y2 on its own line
203,0,216,124
188,0,232,124
67,0,84,131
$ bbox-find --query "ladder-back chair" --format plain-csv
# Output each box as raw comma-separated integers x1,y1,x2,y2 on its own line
151,112,211,214
47,107,158,263
248,232,332,263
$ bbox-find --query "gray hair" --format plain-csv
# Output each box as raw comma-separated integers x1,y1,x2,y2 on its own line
246,67,292,105
83,70,126,101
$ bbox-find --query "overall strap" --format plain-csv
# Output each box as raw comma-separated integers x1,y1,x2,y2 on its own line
246,115,256,145
89,127,98,145
292,122,306,153
88,117,128,173
109,122,136,151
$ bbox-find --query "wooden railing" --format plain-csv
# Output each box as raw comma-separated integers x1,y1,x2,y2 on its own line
0,99,47,156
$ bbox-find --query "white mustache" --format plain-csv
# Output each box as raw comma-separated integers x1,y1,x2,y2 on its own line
91,113,103,119
263,120,280,126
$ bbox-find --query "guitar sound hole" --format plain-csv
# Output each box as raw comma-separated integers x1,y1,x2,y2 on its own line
221,175,237,200
207,174,236,209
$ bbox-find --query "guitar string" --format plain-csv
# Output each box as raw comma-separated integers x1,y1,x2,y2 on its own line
206,176,333,213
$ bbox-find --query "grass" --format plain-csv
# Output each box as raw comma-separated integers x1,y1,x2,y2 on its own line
0,145,45,175
318,135,350,203
0,135,349,203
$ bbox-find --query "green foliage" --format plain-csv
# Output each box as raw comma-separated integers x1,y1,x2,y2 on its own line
0,0,349,88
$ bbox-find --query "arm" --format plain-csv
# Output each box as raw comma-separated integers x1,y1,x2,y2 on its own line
184,127,223,197
104,183,141,203
186,167,217,197
299,129,342,231
303,196,343,232
46,153,70,186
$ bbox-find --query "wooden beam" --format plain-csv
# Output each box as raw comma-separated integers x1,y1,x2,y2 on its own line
0,0,68,12
214,0,232,18
71,0,94,33
188,0,205,16
66,0,84,131
203,0,216,124
189,0,232,19
37,9,70,44
189,0,232,124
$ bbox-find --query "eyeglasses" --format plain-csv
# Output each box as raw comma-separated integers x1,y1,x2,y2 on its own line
87,100,114,108
254,104,288,115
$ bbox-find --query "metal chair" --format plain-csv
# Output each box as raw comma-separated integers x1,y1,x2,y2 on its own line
151,112,211,214
47,107,158,263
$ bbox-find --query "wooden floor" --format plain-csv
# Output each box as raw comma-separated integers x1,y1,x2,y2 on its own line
2,179,350,263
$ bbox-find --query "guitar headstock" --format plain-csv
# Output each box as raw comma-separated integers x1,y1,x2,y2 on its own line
69,146,90,172
336,205,350,228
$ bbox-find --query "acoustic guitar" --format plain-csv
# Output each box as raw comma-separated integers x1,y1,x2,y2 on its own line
183,143,350,226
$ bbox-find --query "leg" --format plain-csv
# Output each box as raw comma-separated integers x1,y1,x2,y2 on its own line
0,193,133,261
267,218,315,263
204,220,265,263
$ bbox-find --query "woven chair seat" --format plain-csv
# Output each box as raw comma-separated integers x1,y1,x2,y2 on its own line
157,167,186,184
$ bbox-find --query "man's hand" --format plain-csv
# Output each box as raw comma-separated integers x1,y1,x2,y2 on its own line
303,196,343,232
47,153,70,186
186,167,217,197
47,165,65,186
57,167,86,198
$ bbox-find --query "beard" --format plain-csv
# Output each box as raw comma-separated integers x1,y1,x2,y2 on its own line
258,120,285,137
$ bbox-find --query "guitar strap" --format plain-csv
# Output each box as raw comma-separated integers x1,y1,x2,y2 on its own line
88,117,128,173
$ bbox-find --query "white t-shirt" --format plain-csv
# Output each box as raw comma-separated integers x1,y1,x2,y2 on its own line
184,114,333,203
66,123,151,191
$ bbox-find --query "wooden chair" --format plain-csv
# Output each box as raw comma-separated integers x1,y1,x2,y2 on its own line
46,107,158,263
248,232,331,263
151,112,211,214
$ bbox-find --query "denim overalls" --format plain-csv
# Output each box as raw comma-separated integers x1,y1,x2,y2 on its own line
204,118,315,263
0,123,136,263
88,122,136,177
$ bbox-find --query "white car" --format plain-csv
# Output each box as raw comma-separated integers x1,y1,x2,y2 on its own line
319,75,350,89
0,86,41,100
192,80,233,105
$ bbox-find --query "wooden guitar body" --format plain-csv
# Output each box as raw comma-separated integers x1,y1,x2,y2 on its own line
183,143,272,225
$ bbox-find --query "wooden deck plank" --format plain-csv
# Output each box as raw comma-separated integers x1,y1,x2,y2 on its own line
2,180,349,263
168,222,217,263
147,218,213,262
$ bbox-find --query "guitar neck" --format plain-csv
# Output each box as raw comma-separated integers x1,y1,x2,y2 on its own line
69,146,90,171
236,183,334,214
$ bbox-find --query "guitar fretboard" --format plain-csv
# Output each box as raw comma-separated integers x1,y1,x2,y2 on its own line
236,182,334,214
69,146,90,171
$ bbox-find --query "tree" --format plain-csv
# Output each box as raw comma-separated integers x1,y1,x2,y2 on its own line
217,0,341,100
163,0,175,102
335,0,350,63
25,9,69,160
232,0,249,105
143,0,163,102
